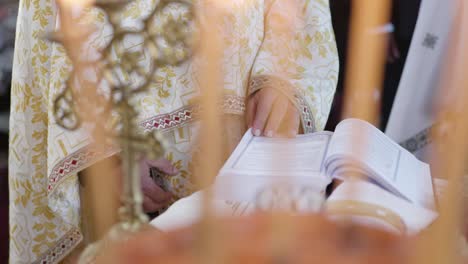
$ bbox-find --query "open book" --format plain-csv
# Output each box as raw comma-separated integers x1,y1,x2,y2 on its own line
215,118,435,209
152,119,438,234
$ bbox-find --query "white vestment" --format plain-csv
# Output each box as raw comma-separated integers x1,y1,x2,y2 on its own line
385,0,459,161
9,1,338,262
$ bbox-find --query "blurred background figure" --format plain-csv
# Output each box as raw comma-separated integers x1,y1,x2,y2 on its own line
326,0,422,131
385,0,459,162
382,0,422,130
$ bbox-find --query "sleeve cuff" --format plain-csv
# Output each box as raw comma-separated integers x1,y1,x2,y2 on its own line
248,75,316,133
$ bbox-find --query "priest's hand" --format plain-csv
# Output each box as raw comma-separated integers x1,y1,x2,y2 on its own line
246,87,300,138
139,158,178,213
387,33,400,63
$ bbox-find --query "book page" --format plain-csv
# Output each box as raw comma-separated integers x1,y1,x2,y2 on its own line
326,119,434,208
214,173,328,204
221,129,333,177
215,129,332,203
327,119,400,181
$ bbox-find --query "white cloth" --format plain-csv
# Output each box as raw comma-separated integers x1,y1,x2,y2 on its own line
385,0,458,161
150,191,256,232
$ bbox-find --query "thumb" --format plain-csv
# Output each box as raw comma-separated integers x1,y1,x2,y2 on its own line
145,158,179,176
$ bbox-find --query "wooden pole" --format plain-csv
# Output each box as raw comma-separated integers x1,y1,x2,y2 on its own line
341,0,392,200
193,2,225,263
56,0,119,243
343,0,392,124
414,1,468,262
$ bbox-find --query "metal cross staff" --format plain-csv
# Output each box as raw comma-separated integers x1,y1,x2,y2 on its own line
48,0,195,262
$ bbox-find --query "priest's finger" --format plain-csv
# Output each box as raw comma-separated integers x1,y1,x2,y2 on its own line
142,196,164,213
245,95,257,129
142,178,172,203
145,158,179,176
252,91,275,136
281,104,300,138
264,97,289,137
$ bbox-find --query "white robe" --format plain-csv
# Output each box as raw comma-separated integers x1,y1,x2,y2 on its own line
385,0,459,161
9,0,338,263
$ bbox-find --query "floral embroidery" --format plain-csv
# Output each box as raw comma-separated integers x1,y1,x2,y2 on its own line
10,1,338,263
31,228,82,264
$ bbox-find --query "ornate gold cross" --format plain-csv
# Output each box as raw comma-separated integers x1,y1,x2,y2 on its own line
47,0,195,262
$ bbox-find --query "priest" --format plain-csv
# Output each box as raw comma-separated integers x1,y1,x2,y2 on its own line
8,0,338,263
385,0,458,161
